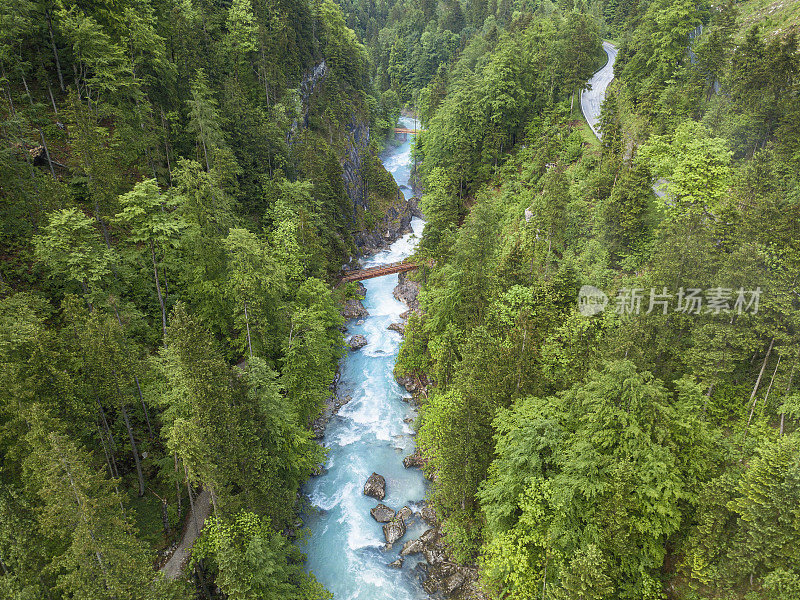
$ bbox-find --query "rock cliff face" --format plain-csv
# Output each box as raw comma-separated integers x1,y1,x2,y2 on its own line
352,192,416,254
342,120,419,254
289,60,414,257
341,121,370,210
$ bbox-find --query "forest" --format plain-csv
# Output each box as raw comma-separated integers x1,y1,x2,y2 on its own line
1,0,799,598
394,0,800,599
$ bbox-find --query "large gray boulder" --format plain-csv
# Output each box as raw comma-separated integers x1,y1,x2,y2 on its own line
443,573,466,595
342,298,368,320
363,472,386,500
370,503,396,523
396,506,412,523
420,503,437,526
400,538,424,556
348,334,368,350
382,517,406,545
403,450,424,469
400,527,438,557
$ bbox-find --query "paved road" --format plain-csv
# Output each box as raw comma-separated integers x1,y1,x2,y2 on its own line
580,41,618,140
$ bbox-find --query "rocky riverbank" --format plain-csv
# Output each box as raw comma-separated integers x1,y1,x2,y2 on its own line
353,195,423,255
388,264,487,599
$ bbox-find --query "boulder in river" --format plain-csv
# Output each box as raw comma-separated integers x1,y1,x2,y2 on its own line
388,322,405,335
396,506,412,523
388,558,404,569
348,335,368,350
370,503,396,523
363,472,386,500
342,298,368,320
420,503,437,526
400,538,424,556
383,516,406,545
403,450,424,469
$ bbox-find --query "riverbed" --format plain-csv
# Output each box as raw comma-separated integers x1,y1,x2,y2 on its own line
303,116,428,600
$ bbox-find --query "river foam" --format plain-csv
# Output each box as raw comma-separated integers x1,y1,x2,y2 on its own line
303,118,428,600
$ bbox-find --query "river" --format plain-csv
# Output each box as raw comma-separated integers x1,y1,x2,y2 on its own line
303,116,429,600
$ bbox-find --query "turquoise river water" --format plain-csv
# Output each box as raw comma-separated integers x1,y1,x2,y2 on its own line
303,116,429,600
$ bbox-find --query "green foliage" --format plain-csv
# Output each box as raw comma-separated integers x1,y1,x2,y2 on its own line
193,511,331,600
480,361,712,600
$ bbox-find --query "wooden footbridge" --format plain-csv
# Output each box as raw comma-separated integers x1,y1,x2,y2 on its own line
394,127,420,141
339,261,420,285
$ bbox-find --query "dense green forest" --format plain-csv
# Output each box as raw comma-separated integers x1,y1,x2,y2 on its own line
2,0,800,597
389,0,800,599
0,0,404,596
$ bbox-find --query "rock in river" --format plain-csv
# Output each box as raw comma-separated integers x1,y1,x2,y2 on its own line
348,334,368,350
342,298,368,320
363,472,386,500
388,558,404,569
403,450,424,469
421,503,437,526
387,322,405,335
370,503,396,523
400,538,424,556
383,516,406,545
396,506,412,523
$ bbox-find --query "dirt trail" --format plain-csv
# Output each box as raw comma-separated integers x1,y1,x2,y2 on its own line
160,489,212,580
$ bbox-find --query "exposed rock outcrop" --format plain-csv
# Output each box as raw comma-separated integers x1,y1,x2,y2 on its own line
370,503,396,523
393,270,420,313
388,322,405,335
382,516,406,545
388,558,404,568
353,192,416,254
420,503,437,526
403,449,424,469
400,538,424,556
348,334,368,350
395,374,420,393
342,298,368,320
363,472,386,500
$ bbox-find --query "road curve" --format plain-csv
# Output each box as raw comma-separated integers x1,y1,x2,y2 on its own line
580,41,618,140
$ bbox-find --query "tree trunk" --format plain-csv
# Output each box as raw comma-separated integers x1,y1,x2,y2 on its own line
780,349,798,435
160,109,172,183
174,453,182,522
743,337,775,444
111,372,146,497
45,72,58,114
120,402,145,497
46,8,65,91
20,73,57,179
151,242,168,338
97,422,118,479
244,300,253,359
201,138,210,172
108,298,154,439
134,373,154,440
183,462,200,537
761,355,781,408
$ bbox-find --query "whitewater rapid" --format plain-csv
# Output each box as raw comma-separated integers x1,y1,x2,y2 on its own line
303,117,429,600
